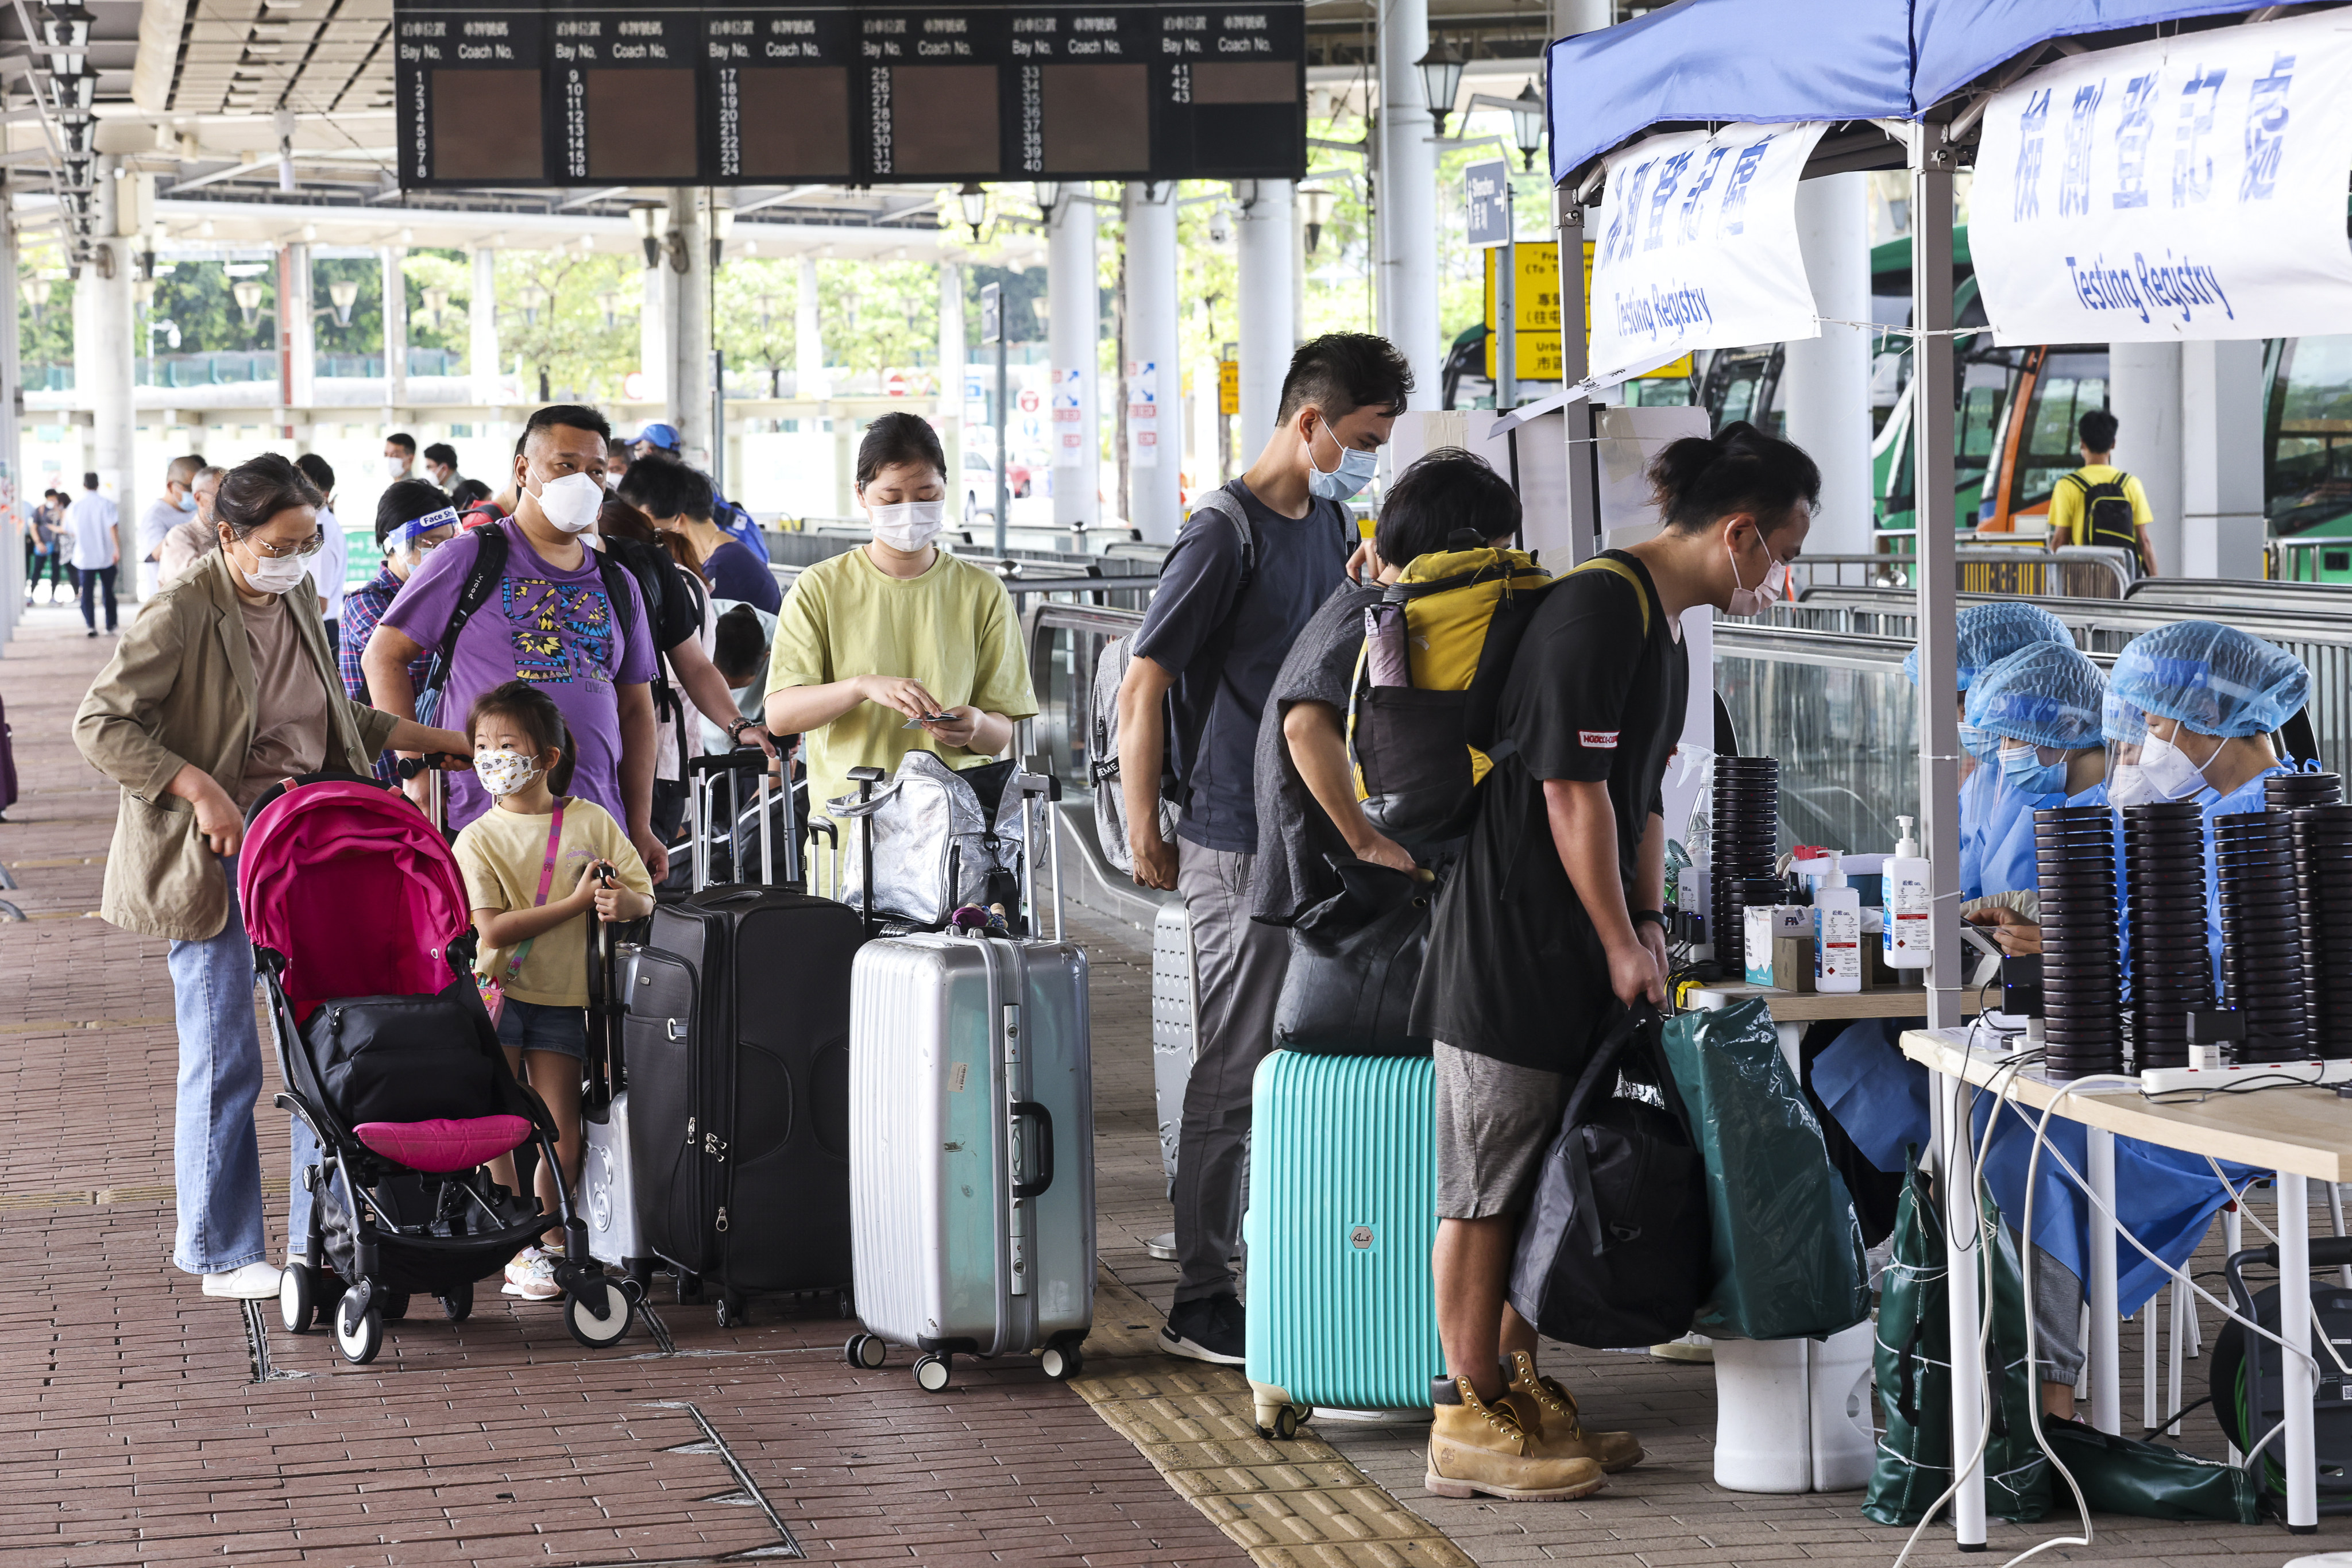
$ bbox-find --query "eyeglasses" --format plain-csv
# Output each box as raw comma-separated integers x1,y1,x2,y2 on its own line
247,532,325,559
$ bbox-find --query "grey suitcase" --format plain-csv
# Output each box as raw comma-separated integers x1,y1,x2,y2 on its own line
844,766,1096,1389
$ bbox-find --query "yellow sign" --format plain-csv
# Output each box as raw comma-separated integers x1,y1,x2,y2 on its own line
1484,241,1691,384
1217,360,1239,416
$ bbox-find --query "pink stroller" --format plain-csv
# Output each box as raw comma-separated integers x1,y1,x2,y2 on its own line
240,772,636,1364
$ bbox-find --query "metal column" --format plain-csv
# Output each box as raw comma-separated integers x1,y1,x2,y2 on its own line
470,247,501,412
1377,0,1439,407
1234,179,1294,450
1122,181,1181,543
381,244,408,421
80,155,136,592
1046,189,1098,532
1552,187,1599,567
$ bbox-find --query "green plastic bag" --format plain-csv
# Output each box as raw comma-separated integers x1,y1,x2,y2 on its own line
2040,1419,2258,1523
1864,1153,2052,1526
1660,999,1871,1340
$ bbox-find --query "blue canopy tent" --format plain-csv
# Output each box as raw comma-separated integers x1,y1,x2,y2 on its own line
1536,0,2288,1544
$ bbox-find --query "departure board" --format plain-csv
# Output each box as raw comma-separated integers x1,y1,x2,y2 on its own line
393,0,1305,188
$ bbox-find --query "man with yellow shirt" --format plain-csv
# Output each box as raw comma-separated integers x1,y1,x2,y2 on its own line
2046,408,2158,578
763,411,1038,831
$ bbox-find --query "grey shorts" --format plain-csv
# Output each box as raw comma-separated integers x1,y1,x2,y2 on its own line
1433,1042,1566,1221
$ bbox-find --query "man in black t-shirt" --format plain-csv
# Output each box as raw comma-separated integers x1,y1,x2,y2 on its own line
1117,334,1411,1366
1411,422,1817,1503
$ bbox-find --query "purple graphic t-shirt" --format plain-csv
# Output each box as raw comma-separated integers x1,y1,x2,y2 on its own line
381,519,656,831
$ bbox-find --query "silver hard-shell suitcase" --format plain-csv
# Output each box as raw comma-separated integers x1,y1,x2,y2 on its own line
844,765,1096,1389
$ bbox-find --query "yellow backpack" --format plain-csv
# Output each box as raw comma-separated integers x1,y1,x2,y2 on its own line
1344,544,1558,845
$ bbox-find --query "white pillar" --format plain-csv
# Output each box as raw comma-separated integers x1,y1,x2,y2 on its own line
1377,0,1439,409
666,189,711,465
284,242,315,412
1551,0,1613,34
2180,340,2266,580
1781,173,1874,556
639,254,672,408
469,247,500,410
1123,182,1181,543
938,259,966,524
2108,342,2182,576
0,172,20,639
1047,190,1099,530
795,255,827,401
381,245,407,416
82,156,136,590
1235,179,1295,444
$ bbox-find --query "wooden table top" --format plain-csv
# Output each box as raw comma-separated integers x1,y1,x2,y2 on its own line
1899,1028,2352,1183
1686,982,1930,1022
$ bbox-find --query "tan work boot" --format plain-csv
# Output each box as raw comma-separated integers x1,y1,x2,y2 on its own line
1503,1350,1646,1473
1424,1375,1609,1501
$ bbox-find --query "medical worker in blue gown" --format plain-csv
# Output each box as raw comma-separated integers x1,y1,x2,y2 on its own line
1967,641,2112,898
1903,601,2072,899
1958,620,2310,1418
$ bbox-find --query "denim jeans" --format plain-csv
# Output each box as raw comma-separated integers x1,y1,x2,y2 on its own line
165,852,319,1273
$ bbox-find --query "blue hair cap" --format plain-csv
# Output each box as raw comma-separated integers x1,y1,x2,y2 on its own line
2109,620,2308,739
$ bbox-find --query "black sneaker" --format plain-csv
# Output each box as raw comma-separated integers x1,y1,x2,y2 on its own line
1160,1293,1246,1365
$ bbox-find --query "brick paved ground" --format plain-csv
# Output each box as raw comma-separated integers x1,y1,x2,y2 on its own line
5,600,2344,1567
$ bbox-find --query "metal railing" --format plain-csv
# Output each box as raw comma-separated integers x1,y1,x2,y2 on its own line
2125,576,2352,615
1786,546,2134,599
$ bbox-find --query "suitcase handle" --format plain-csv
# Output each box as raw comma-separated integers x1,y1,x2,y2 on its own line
1010,1099,1054,1199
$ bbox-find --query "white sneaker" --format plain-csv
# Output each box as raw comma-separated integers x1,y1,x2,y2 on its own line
503,1247,562,1300
202,1261,286,1300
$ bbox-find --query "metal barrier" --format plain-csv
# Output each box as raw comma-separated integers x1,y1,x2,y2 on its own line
2273,538,2352,583
1787,546,2133,600
2125,576,2352,615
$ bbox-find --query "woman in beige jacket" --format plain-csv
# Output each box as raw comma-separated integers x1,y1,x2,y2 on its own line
74,454,470,1302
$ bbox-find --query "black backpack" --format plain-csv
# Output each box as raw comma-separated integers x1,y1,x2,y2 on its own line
414,522,644,727
2061,470,2139,553
1507,1002,1712,1350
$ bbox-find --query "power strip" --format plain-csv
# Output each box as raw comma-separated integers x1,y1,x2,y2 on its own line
2139,1057,2352,1095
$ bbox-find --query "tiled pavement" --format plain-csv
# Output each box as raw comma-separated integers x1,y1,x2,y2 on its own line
2,604,2343,1566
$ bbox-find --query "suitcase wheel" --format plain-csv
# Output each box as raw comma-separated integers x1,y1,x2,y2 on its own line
913,1353,953,1393
675,1271,702,1305
1255,1403,1311,1442
715,1292,747,1330
1040,1345,1084,1381
845,1333,888,1370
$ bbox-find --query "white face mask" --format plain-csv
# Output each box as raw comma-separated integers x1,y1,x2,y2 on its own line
475,749,542,799
530,469,605,535
2107,762,2156,808
2137,731,2222,802
236,542,311,596
386,456,409,478
870,499,945,553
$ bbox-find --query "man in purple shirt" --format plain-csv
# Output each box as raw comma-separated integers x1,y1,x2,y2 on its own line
362,405,669,880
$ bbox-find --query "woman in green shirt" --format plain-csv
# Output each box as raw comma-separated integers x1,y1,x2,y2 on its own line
763,413,1038,823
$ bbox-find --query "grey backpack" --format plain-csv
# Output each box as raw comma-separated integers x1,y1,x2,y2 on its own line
1090,486,1254,875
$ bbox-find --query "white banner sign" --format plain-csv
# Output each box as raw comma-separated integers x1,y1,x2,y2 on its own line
1972,10,2352,345
1588,121,1828,380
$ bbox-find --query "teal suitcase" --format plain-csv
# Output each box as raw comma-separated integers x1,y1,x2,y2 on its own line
1242,1051,1443,1436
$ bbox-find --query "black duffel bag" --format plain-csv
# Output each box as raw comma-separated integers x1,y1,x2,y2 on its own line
301,975,500,1127
1272,855,1439,1057
1507,1001,1711,1349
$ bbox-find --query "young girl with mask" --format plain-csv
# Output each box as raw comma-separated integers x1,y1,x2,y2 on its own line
452,680,653,1301
763,411,1038,830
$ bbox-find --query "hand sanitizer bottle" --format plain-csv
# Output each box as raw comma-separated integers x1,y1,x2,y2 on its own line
1815,852,1863,993
1883,816,1932,970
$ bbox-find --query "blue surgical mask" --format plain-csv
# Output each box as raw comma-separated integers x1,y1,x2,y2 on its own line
1306,422,1378,501
1999,741,2069,798
175,489,198,513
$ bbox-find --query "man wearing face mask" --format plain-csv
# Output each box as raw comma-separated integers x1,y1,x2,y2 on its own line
1111,333,1409,1366
1963,640,2110,899
364,405,669,880
384,432,420,484
140,455,206,600
157,465,227,586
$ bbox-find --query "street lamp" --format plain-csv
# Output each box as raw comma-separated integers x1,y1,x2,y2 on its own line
628,204,667,269
38,3,93,76
710,205,735,270
598,288,620,331
1416,37,1465,136
1033,181,1060,217
52,65,97,114
1507,83,1545,169
232,278,264,330
419,284,447,329
518,282,550,327
328,277,358,326
957,182,988,240
24,276,52,323
1298,186,1334,255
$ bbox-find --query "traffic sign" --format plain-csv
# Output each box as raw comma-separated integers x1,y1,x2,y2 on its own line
1465,160,1512,248
1218,360,1239,416
1484,241,1693,385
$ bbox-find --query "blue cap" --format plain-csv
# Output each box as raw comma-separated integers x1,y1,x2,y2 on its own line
1902,601,2072,690
1965,641,2106,751
635,422,682,451
2109,620,2309,739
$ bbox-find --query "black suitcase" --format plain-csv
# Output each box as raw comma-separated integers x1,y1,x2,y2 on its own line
624,752,867,1326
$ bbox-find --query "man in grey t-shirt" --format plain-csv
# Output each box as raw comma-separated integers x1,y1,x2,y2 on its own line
140,454,204,599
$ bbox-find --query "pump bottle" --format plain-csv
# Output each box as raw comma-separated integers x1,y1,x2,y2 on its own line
1815,851,1863,993
1883,816,1932,970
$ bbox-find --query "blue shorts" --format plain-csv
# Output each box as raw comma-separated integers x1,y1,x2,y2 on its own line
496,998,588,1060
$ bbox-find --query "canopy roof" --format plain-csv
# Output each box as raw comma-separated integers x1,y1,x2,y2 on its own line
1545,0,2284,183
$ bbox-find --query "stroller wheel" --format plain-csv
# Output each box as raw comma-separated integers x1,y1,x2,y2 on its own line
716,1292,746,1330
334,1296,384,1366
439,1282,473,1322
566,1277,631,1348
676,1270,702,1305
279,1262,314,1334
381,1292,411,1322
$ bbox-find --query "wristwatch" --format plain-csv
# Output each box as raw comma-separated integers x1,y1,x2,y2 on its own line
727,717,762,741
1630,909,1669,931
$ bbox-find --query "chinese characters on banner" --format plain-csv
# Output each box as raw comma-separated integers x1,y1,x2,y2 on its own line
1050,366,1084,469
1971,10,2352,345
1127,360,1160,470
1588,121,1828,381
